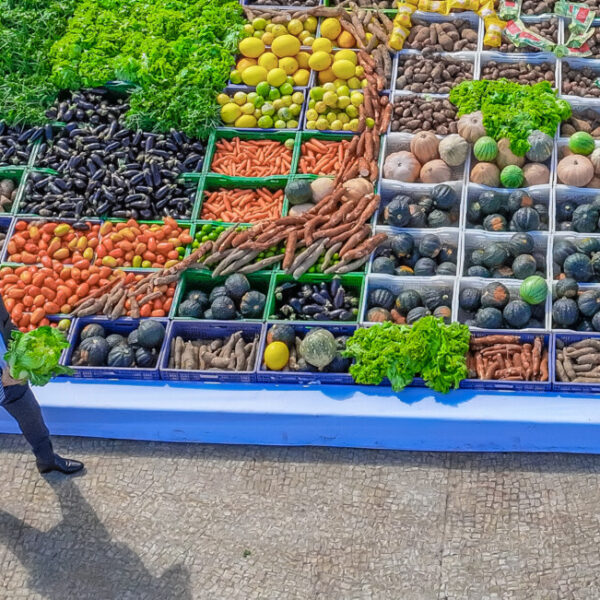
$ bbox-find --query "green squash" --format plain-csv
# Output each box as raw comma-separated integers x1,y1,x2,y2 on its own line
240,291,266,318
136,320,166,349
569,131,595,156
473,136,498,162
285,179,313,205
299,328,338,368
500,165,524,189
519,275,547,305
526,130,553,162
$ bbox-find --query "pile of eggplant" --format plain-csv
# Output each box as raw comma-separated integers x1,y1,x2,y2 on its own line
22,88,204,221
272,278,359,322
0,123,42,167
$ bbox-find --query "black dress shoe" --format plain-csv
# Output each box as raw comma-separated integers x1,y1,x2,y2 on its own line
37,454,84,475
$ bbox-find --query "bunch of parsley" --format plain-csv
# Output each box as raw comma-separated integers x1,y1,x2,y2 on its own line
449,80,572,156
49,0,244,138
343,318,471,394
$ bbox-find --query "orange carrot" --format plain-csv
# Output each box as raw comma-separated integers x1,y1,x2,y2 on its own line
299,139,353,176
210,138,293,177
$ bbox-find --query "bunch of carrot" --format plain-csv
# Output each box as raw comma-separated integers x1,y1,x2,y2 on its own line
201,188,284,223
299,138,352,176
6,221,100,266
95,218,192,269
211,138,293,177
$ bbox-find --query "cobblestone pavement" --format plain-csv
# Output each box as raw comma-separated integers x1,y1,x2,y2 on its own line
1,436,600,600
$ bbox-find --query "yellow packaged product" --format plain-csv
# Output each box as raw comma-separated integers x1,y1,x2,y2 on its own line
395,0,418,5
478,0,495,19
395,3,416,27
483,15,505,47
389,25,410,50
418,0,447,13
446,0,480,12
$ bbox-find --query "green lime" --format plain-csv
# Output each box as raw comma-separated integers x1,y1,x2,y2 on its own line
268,87,281,101
261,102,275,116
201,235,209,242
279,82,294,96
277,107,292,121
230,70,242,84
284,138,295,150
253,95,265,108
256,81,270,98
310,86,324,101
258,115,274,128
192,240,199,248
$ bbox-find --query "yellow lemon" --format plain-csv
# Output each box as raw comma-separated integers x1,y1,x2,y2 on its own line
337,31,356,48
258,52,278,71
267,67,287,87
220,103,241,124
334,49,357,64
296,51,310,69
304,16,318,33
279,56,299,75
243,24,254,35
330,119,343,130
216,93,230,106
264,342,289,371
303,36,315,46
298,30,312,43
315,117,329,131
292,68,310,86
261,32,274,46
235,115,257,128
347,76,361,89
317,67,336,83
272,24,288,38
287,19,303,35
239,37,265,58
271,34,301,57
350,91,364,106
323,91,338,107
252,17,268,30
332,59,355,80
237,57,257,73
241,102,255,115
233,91,247,105
312,38,333,53
241,65,268,86
308,50,332,71
305,108,318,121
321,17,342,40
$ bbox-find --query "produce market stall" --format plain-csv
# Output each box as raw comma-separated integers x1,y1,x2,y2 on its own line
2,0,600,453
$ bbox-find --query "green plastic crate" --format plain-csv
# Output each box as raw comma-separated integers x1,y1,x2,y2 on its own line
203,129,301,178
266,272,365,325
172,269,273,321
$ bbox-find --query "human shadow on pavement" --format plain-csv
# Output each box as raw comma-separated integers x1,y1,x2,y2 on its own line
0,477,191,600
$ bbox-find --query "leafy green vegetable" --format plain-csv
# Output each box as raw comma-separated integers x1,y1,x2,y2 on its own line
343,318,471,394
4,326,72,386
0,0,77,125
49,0,245,138
449,80,571,156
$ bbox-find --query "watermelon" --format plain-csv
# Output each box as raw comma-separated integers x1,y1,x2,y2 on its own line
519,275,547,305
569,131,595,156
473,136,498,162
500,165,524,188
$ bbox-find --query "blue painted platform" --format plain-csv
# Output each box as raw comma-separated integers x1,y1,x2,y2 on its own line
0,380,598,453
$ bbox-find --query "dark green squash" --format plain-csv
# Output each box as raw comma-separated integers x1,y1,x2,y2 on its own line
266,324,296,347
508,232,534,257
390,233,414,258
553,239,577,266
372,256,396,274
384,195,411,227
418,195,434,212
592,311,600,331
414,257,437,276
427,209,451,228
368,288,395,310
76,336,109,366
423,287,452,311
467,200,482,224
209,286,228,303
406,306,429,325
512,254,537,279
439,244,457,263
137,320,166,349
409,204,428,228
299,328,338,367
576,237,600,255
507,190,534,213
285,179,312,205
395,290,422,314
437,262,457,275
467,265,491,277
556,200,576,222
81,323,106,341
556,278,578,299
185,290,209,311
482,243,509,269
433,305,451,323
107,345,135,368
479,191,502,215
240,291,266,318
503,300,532,328
105,334,126,349
135,347,156,368
578,318,595,332
511,207,540,232
432,184,458,210
483,213,508,232
211,296,237,320
178,299,203,318
481,281,510,309
418,234,442,258
534,203,549,225
578,290,600,317
552,297,579,328
224,274,251,301
492,266,514,279
475,307,503,329
564,253,593,282
592,253,600,276
471,248,486,266
366,307,392,322
572,205,600,233
459,287,481,312
326,353,351,373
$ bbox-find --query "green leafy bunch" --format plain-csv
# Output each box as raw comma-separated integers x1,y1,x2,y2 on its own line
449,79,572,156
0,0,78,125
343,318,471,394
4,326,73,386
49,0,245,138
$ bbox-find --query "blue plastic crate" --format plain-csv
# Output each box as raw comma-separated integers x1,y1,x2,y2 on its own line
554,332,600,394
160,320,264,383
63,317,168,381
460,330,552,392
257,323,357,385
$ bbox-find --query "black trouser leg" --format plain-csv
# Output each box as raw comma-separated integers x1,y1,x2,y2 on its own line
1,384,54,464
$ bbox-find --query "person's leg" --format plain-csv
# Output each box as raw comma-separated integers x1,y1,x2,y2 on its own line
2,384,84,474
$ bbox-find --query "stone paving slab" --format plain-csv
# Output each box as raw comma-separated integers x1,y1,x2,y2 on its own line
0,436,599,599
